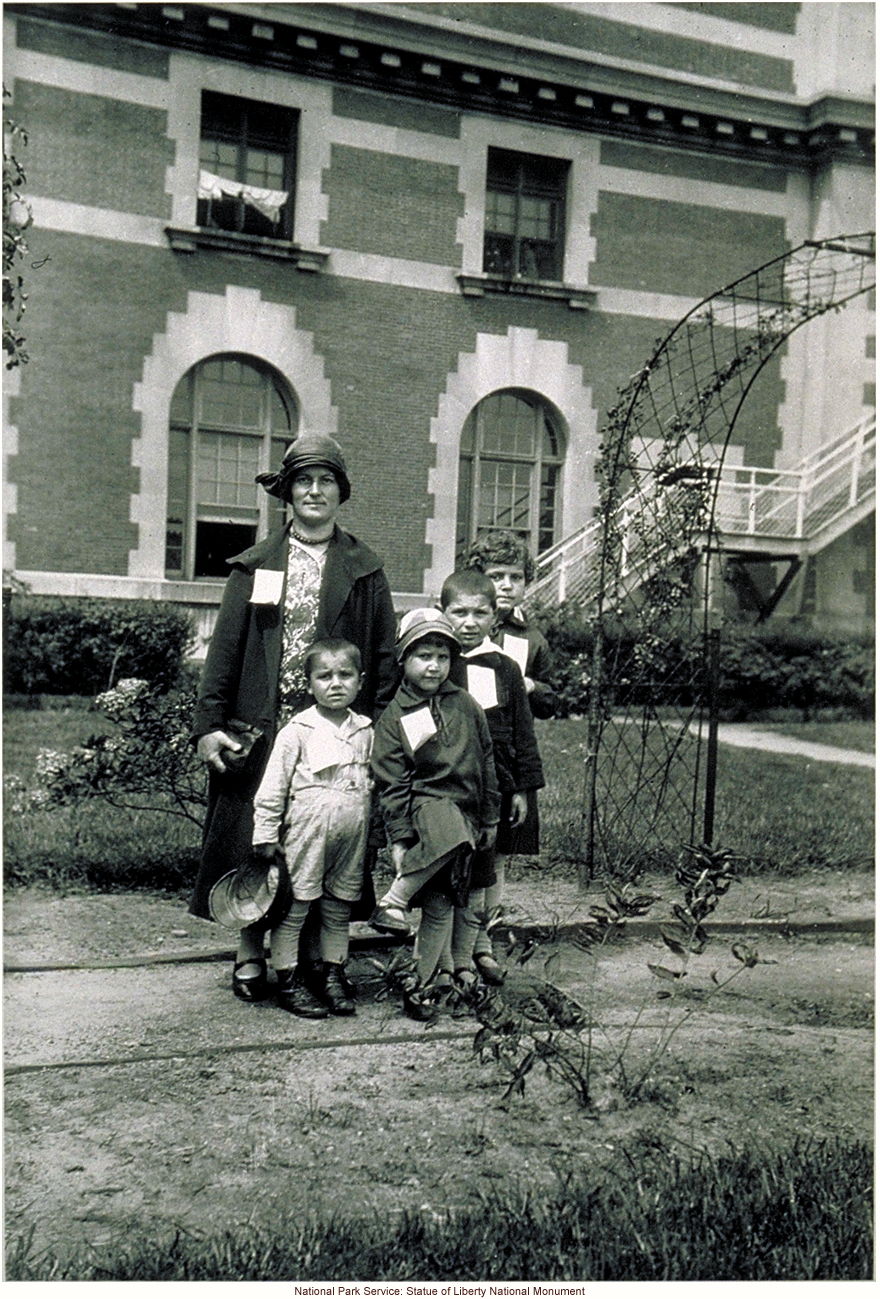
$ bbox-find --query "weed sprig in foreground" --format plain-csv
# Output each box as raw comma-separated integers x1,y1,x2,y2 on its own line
465,845,765,1112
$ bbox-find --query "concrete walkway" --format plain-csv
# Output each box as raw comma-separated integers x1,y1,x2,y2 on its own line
690,722,875,768
4,866,874,975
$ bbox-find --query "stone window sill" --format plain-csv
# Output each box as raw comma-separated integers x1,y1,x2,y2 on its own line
165,226,328,270
457,272,596,310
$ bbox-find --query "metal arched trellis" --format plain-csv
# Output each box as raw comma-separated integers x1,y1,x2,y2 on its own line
525,233,876,885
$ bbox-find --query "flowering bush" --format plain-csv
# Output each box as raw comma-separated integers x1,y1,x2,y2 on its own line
38,677,208,825
3,772,35,814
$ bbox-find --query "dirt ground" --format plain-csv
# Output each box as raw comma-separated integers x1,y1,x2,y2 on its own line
3,871,874,1272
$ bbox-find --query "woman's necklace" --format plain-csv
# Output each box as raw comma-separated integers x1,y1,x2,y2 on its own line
290,527,331,546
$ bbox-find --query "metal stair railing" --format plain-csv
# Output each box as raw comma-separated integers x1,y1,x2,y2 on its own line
524,410,875,612
714,410,875,541
525,473,707,613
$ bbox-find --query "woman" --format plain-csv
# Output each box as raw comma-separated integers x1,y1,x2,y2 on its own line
189,432,399,1015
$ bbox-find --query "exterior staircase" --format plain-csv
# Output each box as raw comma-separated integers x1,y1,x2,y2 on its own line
524,410,876,614
713,410,875,554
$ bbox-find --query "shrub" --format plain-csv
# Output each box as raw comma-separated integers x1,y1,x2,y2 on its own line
718,628,875,719
3,679,205,891
536,606,875,720
4,596,195,695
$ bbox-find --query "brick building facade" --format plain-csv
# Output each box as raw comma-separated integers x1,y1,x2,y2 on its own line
3,2,874,649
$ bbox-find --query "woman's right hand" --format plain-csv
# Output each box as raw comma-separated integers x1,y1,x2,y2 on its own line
196,730,243,773
390,842,408,875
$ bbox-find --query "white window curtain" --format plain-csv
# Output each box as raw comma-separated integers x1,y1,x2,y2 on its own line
197,169,288,224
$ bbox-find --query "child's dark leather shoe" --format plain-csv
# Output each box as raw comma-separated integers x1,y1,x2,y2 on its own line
474,953,505,986
402,989,440,1023
276,967,329,1018
321,963,356,1016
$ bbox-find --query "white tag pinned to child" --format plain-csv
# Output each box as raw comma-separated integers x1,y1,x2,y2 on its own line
501,633,529,675
306,730,349,774
467,664,499,711
400,707,438,753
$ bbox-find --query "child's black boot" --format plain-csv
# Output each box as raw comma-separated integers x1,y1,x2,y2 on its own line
276,966,329,1019
321,962,357,1016
400,974,440,1024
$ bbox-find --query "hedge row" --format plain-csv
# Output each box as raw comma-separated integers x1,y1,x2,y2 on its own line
3,593,873,718
537,606,875,720
4,597,195,695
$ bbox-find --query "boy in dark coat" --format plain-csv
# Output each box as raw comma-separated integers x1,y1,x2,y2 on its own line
440,568,545,986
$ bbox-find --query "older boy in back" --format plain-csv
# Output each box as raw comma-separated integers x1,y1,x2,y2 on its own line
440,569,544,986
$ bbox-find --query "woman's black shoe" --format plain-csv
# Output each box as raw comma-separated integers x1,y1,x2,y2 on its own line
232,958,272,1002
276,967,330,1019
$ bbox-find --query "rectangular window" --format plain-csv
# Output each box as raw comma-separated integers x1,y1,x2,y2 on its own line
483,148,568,281
191,432,288,577
197,91,297,240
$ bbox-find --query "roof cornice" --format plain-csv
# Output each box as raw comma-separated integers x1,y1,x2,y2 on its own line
8,2,874,168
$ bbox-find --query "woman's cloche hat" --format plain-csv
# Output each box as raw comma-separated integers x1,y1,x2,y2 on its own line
395,607,461,662
255,432,351,504
209,852,293,929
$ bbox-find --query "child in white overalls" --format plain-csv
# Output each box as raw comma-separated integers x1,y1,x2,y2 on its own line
252,638,373,1018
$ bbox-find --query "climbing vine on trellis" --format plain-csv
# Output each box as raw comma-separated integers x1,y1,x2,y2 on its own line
3,87,33,369
552,234,876,884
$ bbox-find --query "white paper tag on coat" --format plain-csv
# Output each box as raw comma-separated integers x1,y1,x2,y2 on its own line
306,730,349,774
501,634,529,675
249,569,284,605
467,664,499,711
400,707,437,753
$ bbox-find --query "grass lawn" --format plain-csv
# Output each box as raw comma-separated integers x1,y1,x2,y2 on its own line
2,706,113,780
4,706,875,890
7,1138,872,1281
534,716,874,877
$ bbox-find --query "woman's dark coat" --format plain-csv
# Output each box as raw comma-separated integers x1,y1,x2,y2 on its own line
188,521,399,920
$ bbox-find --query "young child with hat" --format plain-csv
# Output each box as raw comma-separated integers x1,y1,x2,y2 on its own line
250,637,374,1018
370,608,500,1019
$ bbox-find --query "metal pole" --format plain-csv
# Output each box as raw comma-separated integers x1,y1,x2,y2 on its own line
582,618,604,886
702,624,721,846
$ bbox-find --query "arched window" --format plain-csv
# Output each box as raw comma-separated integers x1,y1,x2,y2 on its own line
456,389,564,562
165,355,295,579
